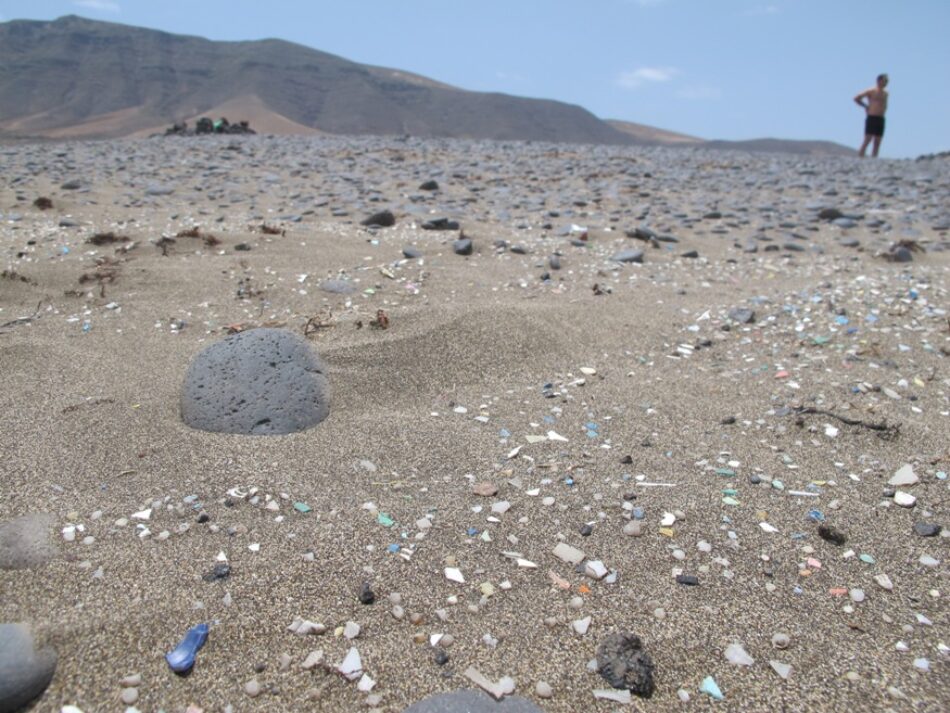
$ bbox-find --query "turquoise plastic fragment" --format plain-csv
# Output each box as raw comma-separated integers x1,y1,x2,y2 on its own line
700,675,724,700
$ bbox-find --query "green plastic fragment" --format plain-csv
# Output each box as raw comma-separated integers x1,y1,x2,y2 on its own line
293,502,312,514
859,553,875,564
722,489,738,496
812,335,831,345
377,512,395,527
722,496,740,506
772,480,785,490
716,468,736,477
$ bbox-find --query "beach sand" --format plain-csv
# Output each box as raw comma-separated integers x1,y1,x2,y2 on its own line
1,135,948,712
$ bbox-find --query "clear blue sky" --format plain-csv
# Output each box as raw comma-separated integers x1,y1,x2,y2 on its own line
2,0,948,157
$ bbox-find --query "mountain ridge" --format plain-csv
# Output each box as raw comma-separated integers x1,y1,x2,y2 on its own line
0,15,854,155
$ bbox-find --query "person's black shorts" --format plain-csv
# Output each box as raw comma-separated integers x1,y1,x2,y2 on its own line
865,115,885,137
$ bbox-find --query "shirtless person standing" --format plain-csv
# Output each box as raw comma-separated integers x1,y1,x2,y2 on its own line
854,74,889,158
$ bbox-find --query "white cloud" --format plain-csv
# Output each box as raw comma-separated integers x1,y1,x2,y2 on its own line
677,85,723,100
73,0,121,12
745,4,780,15
617,66,679,89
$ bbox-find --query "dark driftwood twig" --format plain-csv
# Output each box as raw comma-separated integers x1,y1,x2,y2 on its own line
0,300,44,333
792,406,900,437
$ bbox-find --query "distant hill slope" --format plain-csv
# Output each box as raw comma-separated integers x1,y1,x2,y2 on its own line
606,119,703,145
0,15,634,145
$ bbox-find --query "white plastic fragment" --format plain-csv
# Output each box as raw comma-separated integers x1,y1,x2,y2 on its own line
770,660,793,679
889,464,918,486
593,689,631,704
725,643,755,666
464,666,515,700
338,647,362,681
552,543,586,564
445,567,465,583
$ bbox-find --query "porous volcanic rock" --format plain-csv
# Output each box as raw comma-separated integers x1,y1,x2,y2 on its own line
180,328,330,435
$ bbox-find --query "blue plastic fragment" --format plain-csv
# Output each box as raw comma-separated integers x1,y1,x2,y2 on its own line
165,623,209,673
565,478,574,486
585,422,599,431
807,509,825,522
466,527,478,536
387,543,400,553
632,507,645,520
499,428,511,439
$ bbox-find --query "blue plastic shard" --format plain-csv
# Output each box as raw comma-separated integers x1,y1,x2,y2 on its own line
165,623,209,673
700,675,724,700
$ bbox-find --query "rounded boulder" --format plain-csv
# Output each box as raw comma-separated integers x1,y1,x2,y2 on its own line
180,328,330,435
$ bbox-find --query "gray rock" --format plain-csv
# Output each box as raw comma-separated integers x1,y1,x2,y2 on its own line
913,523,941,537
419,180,440,191
145,184,175,196
0,514,55,570
180,328,330,435
889,246,914,262
728,307,755,324
0,623,57,713
361,210,396,228
548,255,561,270
611,249,644,264
422,218,459,231
453,238,474,255
319,279,356,294
402,246,422,259
833,217,857,229
60,180,81,190
596,632,655,698
402,690,545,713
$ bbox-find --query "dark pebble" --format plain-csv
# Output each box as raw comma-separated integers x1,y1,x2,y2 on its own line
202,563,231,582
421,218,459,231
817,525,847,546
595,632,655,698
433,648,449,666
419,180,439,191
913,523,941,537
579,524,593,537
361,210,396,228
720,416,736,425
452,238,473,255
675,574,699,586
402,246,422,259
358,581,376,605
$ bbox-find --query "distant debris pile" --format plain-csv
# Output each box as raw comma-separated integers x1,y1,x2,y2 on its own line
164,117,256,136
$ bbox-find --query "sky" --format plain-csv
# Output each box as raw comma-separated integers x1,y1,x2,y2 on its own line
2,0,948,158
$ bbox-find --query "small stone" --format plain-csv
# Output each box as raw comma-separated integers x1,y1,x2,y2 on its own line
584,560,608,580
119,674,142,687
301,650,324,670
358,582,375,605
245,679,261,697
535,681,553,698
611,249,644,264
913,523,941,537
472,482,498,497
675,574,699,586
849,588,865,603
452,238,473,256
120,687,139,704
623,521,642,537
343,621,361,639
771,633,790,649
894,491,917,508
552,543,585,564
817,525,847,545
874,573,894,590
